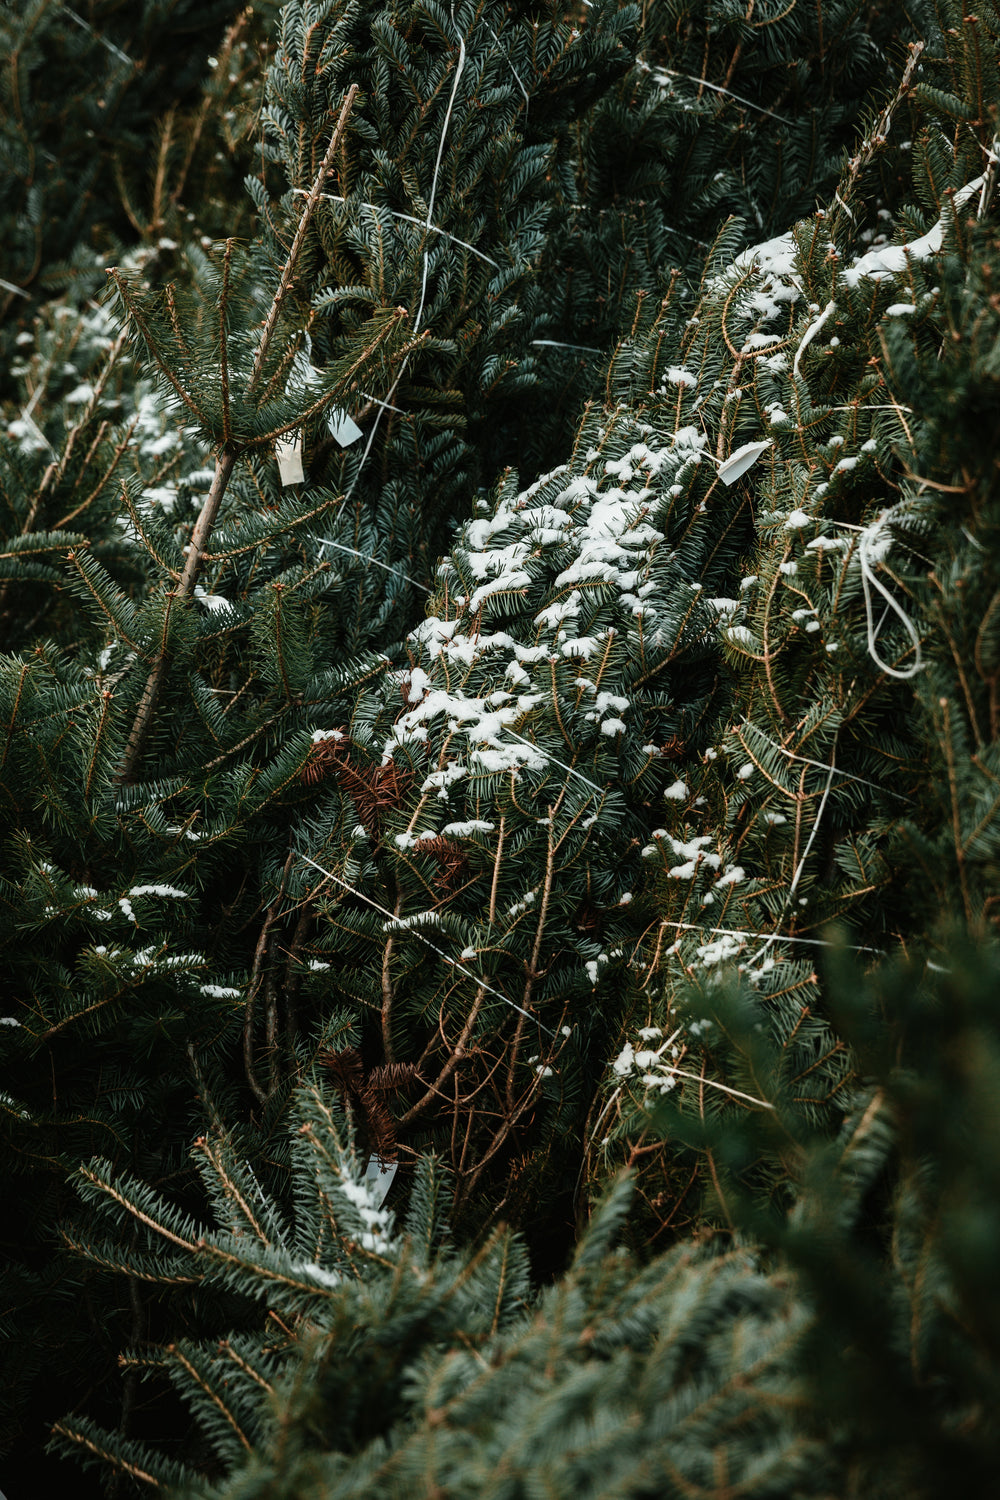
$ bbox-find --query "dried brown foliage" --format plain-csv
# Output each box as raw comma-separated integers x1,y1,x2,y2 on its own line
318,1045,417,1161
301,734,412,835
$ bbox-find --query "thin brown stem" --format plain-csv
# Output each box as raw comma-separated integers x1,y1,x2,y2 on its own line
247,85,359,398
244,854,294,1106
117,447,237,782
398,985,487,1127
488,815,505,928
381,887,403,1063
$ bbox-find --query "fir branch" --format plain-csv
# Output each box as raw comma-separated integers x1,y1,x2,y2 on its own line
116,449,238,783
50,1423,165,1490
247,84,359,398
167,1344,253,1452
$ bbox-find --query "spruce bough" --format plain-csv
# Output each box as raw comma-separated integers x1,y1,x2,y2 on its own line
2,0,1000,1493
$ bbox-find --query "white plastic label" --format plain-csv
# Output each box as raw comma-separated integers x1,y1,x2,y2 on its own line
275,432,305,485
718,439,772,487
363,1155,398,1206
329,408,363,447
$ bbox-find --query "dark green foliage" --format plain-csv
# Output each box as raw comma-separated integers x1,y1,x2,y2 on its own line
47,941,1000,1499
645,937,1000,1498
249,0,639,577
52,1078,819,1498
515,0,909,475
3,0,1000,1492
0,292,203,655
0,0,276,311
791,945,1000,1496
0,0,654,1463
587,0,1000,1234
275,275,756,1229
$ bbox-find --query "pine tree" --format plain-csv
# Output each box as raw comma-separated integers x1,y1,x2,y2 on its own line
283,281,749,1237
642,936,1000,1498
6,0,1000,1490
0,0,649,1467
586,0,1000,1235
50,941,1000,1498
51,1074,817,1499
0,1,275,314
516,0,910,475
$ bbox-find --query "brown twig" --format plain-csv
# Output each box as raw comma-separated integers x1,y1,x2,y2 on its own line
247,85,359,397
381,887,403,1063
115,88,359,782
243,854,294,1105
116,446,237,783
398,985,488,1128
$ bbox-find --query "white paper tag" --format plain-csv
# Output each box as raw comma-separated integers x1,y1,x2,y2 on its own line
275,432,305,486
363,1154,398,1206
329,408,363,447
718,438,772,487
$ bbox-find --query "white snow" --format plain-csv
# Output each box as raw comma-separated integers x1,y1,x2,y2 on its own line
843,173,986,286
613,1042,635,1076
292,1262,342,1289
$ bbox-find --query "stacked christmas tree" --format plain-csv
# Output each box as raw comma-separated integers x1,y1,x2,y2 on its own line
2,1,1000,1495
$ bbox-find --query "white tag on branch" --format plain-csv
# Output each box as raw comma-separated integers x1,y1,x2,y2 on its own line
717,439,772,486
329,408,363,447
275,432,305,486
363,1154,398,1206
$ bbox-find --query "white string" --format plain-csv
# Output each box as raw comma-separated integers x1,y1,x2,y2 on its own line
0,277,28,299
598,1026,774,1112
393,720,603,795
17,371,56,455
531,339,602,354
301,191,499,268
359,391,407,415
978,137,1000,218
833,190,856,223
317,537,430,592
644,63,794,126
484,22,529,115
648,918,882,954
793,299,836,379
298,853,554,1034
498,727,604,794
583,1086,622,1159
62,7,133,65
742,725,911,799
416,19,467,335
857,514,923,680
789,510,923,684
788,756,836,903
744,751,838,973
654,1064,775,1109
332,18,467,526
